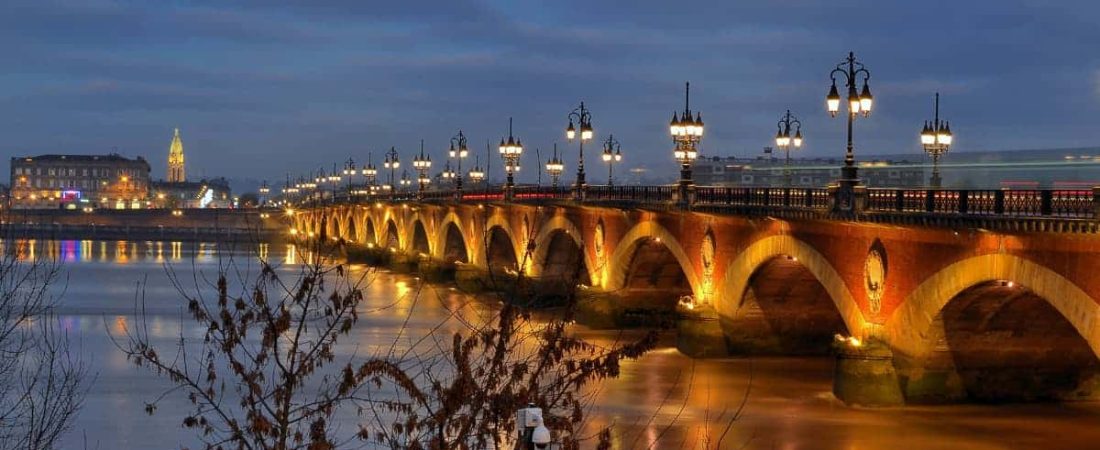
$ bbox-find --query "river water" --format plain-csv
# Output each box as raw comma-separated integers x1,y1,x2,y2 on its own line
18,240,1100,449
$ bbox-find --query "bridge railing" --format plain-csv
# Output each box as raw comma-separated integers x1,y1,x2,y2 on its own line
695,186,831,209
865,188,1095,218
586,185,675,203
315,184,1100,221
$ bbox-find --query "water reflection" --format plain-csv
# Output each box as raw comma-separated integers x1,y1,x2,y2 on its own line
8,239,1098,450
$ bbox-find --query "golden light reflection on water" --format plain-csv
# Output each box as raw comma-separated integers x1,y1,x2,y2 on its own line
285,244,297,265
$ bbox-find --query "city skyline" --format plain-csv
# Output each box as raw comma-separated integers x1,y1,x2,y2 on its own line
4,1,1100,183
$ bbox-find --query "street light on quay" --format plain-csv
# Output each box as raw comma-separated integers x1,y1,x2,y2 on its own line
774,110,804,187
449,130,469,200
826,51,873,210
499,117,524,202
384,146,400,200
920,92,953,188
565,102,593,200
670,82,704,209
545,144,565,188
412,140,432,200
601,134,623,186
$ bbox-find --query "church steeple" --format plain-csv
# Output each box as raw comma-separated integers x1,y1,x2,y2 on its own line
168,128,185,182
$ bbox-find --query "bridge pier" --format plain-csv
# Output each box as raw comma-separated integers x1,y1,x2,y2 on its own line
676,303,728,358
832,339,905,407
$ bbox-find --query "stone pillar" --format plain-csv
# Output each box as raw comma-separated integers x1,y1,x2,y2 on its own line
832,338,904,406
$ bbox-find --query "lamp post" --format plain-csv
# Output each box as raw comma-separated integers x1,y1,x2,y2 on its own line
565,102,593,201
449,131,469,200
670,82,704,209
327,164,342,204
361,152,378,198
545,144,565,188
826,51,874,210
412,140,432,200
920,93,953,188
468,155,485,186
384,146,400,200
441,161,455,186
342,158,356,197
774,110,804,187
399,169,411,197
601,134,623,186
499,117,524,202
259,180,270,207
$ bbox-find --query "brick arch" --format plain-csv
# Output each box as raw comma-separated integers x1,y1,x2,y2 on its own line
363,216,378,246
408,217,432,256
484,212,524,270
718,235,865,341
605,221,700,296
435,211,473,263
529,215,595,283
344,212,358,242
382,217,402,250
380,209,404,250
886,253,1100,360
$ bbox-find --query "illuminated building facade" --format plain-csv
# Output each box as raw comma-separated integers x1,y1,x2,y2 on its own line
9,154,151,209
167,128,186,182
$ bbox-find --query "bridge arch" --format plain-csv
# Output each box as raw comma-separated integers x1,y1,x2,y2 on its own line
719,235,865,347
530,216,593,286
345,214,358,242
605,221,699,297
886,254,1100,402
436,212,471,263
486,225,520,274
887,253,1100,360
382,218,401,250
362,217,377,246
718,235,862,354
484,213,525,271
410,218,432,257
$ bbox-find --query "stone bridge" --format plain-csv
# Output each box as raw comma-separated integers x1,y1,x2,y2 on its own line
288,186,1100,405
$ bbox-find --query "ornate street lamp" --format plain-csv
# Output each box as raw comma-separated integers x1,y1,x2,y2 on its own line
601,134,623,186
441,161,455,184
545,144,565,188
384,146,400,199
412,140,432,200
449,130,469,199
499,117,524,201
565,102,593,200
774,110,804,187
826,51,874,210
670,82,704,208
468,155,485,185
361,152,378,196
920,93,953,188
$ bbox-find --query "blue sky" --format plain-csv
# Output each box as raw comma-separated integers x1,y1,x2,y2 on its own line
3,0,1100,185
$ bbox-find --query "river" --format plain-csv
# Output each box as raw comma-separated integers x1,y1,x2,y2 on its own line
16,240,1100,449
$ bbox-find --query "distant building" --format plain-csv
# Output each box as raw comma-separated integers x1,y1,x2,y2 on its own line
167,128,186,182
9,154,151,209
694,149,924,188
151,178,233,208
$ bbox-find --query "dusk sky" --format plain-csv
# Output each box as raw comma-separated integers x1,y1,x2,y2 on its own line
4,0,1100,186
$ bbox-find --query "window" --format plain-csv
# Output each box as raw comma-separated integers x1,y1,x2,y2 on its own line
742,175,754,184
